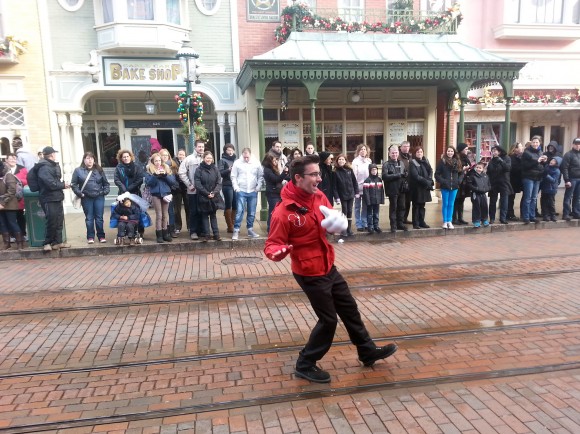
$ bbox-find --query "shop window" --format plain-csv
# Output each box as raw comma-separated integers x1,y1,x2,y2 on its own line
324,108,342,121
167,0,181,23
263,109,279,121
338,0,364,22
280,108,299,121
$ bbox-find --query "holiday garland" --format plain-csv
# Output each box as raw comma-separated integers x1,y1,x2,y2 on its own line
460,88,580,106
275,2,462,44
175,91,204,126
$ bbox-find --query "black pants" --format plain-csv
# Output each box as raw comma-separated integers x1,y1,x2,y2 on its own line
387,194,405,228
187,194,202,235
471,193,489,223
412,202,426,226
488,191,508,222
540,192,556,218
17,210,26,235
200,211,219,236
41,201,64,246
173,188,187,231
117,221,136,238
340,198,354,219
366,203,380,229
293,267,376,369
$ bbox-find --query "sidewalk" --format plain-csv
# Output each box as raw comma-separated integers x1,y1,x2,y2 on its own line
3,191,577,261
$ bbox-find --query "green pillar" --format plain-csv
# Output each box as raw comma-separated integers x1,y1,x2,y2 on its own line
310,100,317,144
458,98,467,143
257,98,268,222
503,97,512,148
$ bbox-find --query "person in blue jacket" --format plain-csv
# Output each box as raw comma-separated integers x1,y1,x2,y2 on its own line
146,152,178,243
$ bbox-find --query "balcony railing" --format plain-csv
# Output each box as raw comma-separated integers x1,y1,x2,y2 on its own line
276,4,462,44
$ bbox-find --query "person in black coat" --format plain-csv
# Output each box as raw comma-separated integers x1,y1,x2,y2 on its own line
318,152,335,204
508,142,524,220
381,145,408,232
520,136,548,223
112,197,140,246
333,154,358,236
453,143,473,225
218,144,237,233
470,162,491,228
486,146,513,224
194,151,223,241
262,152,289,233
36,146,71,251
363,164,385,233
114,149,145,237
408,147,434,229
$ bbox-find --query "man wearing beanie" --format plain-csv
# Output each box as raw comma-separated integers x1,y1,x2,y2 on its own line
36,146,71,251
453,143,472,225
318,151,335,204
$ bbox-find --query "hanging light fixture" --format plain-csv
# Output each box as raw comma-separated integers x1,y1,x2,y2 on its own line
280,85,289,111
144,91,157,115
349,88,363,104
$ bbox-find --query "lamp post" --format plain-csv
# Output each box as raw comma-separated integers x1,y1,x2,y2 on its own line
176,39,200,154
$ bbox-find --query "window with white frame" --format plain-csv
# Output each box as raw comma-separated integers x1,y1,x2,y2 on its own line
127,0,154,20
98,0,185,24
516,0,579,24
420,0,454,13
338,0,364,22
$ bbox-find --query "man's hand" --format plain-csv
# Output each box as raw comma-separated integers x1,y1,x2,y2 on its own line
565,181,572,188
267,245,293,260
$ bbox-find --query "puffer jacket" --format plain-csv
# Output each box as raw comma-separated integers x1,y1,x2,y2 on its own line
521,147,545,181
194,162,223,213
362,174,385,205
486,154,513,195
333,166,358,201
561,148,580,182
540,164,562,195
71,167,110,199
218,153,236,187
112,202,140,223
470,171,491,194
36,159,65,203
145,169,178,198
435,157,462,190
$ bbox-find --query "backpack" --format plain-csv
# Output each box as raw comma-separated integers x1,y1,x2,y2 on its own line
0,173,24,200
26,163,41,192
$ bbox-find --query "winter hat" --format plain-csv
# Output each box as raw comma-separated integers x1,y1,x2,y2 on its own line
319,152,331,164
369,163,378,172
491,145,506,156
456,143,468,153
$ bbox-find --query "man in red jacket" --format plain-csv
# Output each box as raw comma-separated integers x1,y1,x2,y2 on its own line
264,155,398,383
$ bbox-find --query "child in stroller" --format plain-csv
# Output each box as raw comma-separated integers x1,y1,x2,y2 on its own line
111,193,150,245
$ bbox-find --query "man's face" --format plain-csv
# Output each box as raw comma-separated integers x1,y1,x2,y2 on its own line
225,147,234,156
295,163,321,195
45,152,56,161
242,150,251,162
573,141,580,151
195,143,204,155
272,142,282,153
389,147,399,160
531,138,541,149
400,143,410,153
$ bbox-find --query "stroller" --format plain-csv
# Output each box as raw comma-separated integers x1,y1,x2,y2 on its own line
110,193,151,245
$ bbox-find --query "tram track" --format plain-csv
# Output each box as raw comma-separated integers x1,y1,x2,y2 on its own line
1,266,579,317
1,317,578,380
2,362,579,433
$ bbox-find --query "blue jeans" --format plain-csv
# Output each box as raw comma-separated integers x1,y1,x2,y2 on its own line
354,195,367,229
521,178,540,221
81,195,105,239
440,189,458,223
266,194,281,233
563,178,580,218
234,191,258,230
0,210,20,234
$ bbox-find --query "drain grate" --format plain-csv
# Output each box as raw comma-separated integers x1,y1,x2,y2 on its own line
221,256,263,265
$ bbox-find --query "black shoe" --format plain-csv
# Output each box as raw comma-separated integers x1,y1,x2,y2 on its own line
419,223,430,229
397,224,408,232
294,366,331,383
413,225,421,229
573,215,580,219
508,216,519,221
368,228,374,234
374,227,382,233
390,227,396,233
563,215,571,221
500,220,508,224
360,344,398,367
489,220,495,224
404,220,412,225
523,220,530,225
457,219,469,225
357,227,365,232
533,218,541,224
550,217,557,222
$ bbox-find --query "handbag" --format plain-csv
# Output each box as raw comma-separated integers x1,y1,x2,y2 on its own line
142,185,153,205
72,171,92,209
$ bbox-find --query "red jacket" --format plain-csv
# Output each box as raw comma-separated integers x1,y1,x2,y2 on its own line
264,181,335,276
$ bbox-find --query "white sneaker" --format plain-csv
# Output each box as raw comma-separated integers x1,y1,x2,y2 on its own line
247,228,260,238
232,229,239,240
447,222,455,229
442,222,448,229
190,233,198,240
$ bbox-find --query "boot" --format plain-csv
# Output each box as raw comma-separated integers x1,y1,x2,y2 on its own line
1,233,10,250
15,232,25,250
225,209,234,233
156,230,164,243
456,207,468,225
162,229,172,242
213,233,222,241
169,224,178,238
346,219,354,236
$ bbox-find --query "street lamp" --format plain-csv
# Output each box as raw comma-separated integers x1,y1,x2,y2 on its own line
176,38,200,154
